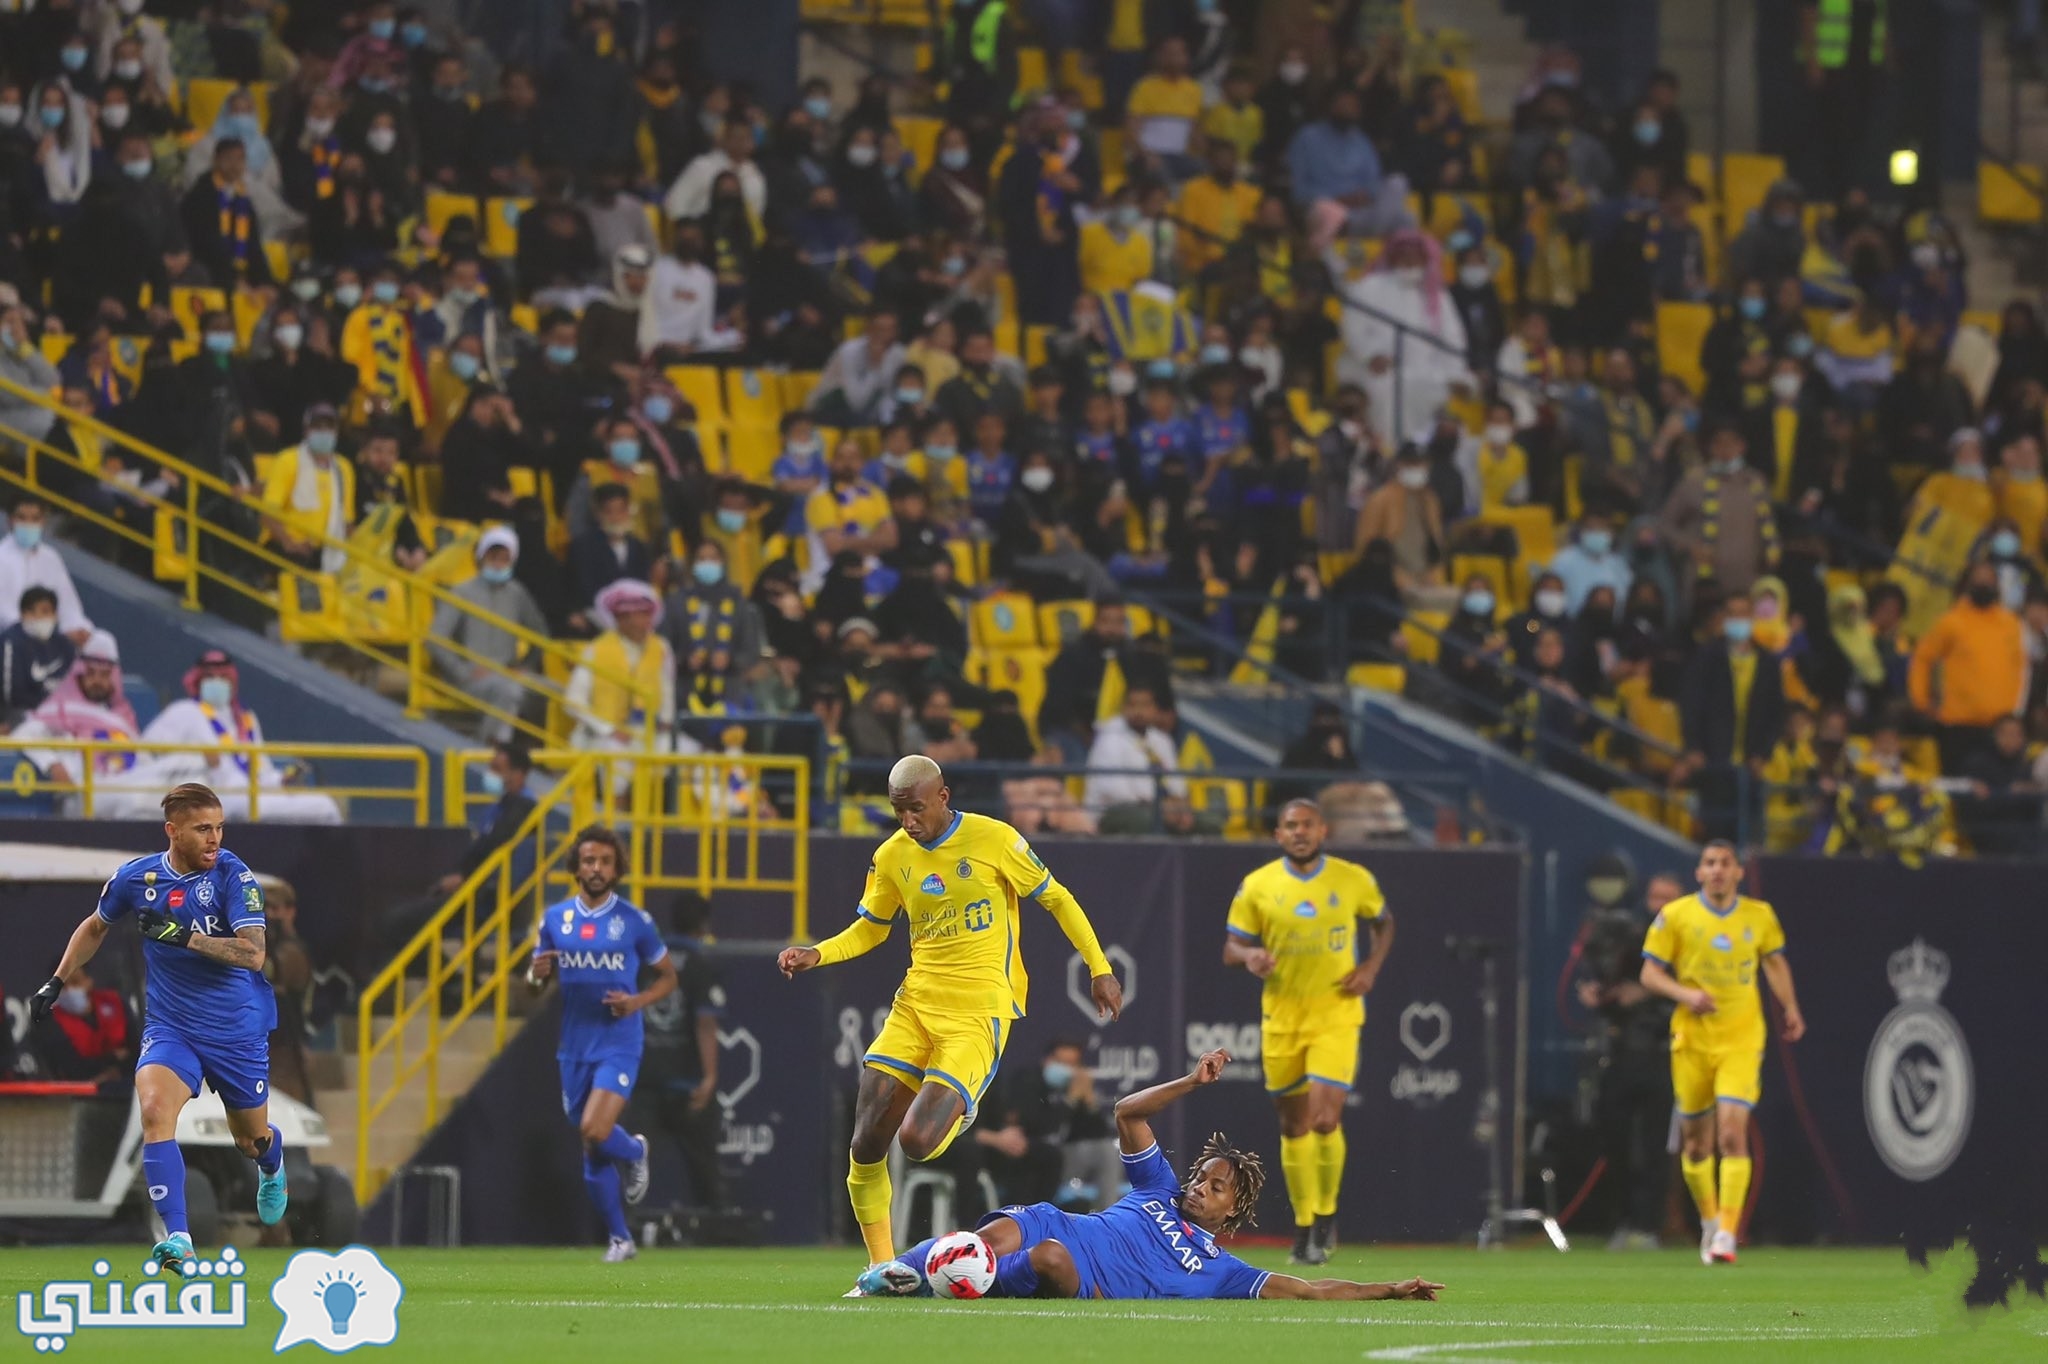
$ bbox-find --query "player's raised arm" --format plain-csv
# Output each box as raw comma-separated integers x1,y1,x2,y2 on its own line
29,911,114,1022
1257,1273,1444,1302
779,870,901,977
1113,1048,1228,1153
1003,834,1121,1020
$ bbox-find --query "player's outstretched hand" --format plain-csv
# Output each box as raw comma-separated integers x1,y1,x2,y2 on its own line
777,946,821,978
28,975,62,1023
1191,1049,1230,1085
135,910,192,948
1090,972,1123,1021
1386,1277,1444,1301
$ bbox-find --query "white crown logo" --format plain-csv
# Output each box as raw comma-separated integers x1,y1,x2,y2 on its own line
1887,938,1950,1003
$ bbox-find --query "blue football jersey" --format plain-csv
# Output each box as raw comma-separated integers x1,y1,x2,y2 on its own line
95,850,274,1041
536,894,668,1060
1062,1144,1270,1300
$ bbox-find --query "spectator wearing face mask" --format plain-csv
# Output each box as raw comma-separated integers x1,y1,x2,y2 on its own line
1289,85,1414,241
32,962,135,1084
258,404,355,574
0,306,63,445
1354,445,1447,598
920,124,989,241
1674,592,1785,841
248,307,354,448
1545,511,1632,617
1331,229,1469,450
1,585,76,716
0,496,92,642
1911,557,2028,773
569,484,658,633
664,539,762,710
1660,419,1779,595
1082,682,1185,818
429,528,549,743
812,310,905,428
1462,401,1530,514
143,650,344,823
1506,572,1573,667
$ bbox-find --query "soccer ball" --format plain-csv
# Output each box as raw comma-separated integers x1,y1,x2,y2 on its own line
924,1231,997,1299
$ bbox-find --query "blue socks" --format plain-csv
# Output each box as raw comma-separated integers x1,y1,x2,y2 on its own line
142,1140,188,1236
594,1126,643,1164
255,1123,284,1174
583,1150,630,1241
993,1249,1039,1298
899,1236,938,1282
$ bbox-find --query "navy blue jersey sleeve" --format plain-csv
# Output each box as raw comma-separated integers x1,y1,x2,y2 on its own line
1205,1251,1271,1300
224,855,265,930
1120,1142,1179,1196
94,866,133,924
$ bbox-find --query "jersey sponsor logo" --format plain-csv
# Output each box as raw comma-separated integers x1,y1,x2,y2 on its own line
195,881,215,907
1392,1000,1462,1106
1140,1200,1205,1272
1712,933,1732,951
239,870,255,883
557,949,628,970
1865,938,1973,1182
962,898,995,933
579,923,596,940
920,873,946,896
1293,899,1318,918
244,886,261,913
143,888,156,902
167,889,185,908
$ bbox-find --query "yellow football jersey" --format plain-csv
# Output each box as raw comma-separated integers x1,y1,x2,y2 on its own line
1225,855,1387,1031
1641,893,1786,1051
845,811,1109,1020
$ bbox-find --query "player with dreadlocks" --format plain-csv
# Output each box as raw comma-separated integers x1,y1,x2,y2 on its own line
850,1049,1444,1302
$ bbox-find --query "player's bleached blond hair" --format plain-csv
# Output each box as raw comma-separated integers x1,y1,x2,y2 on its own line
1186,1132,1266,1235
888,754,943,793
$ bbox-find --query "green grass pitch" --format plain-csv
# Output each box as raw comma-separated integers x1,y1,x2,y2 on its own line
6,1243,2044,1361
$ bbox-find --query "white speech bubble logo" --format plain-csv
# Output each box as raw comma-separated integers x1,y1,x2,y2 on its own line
272,1245,403,1353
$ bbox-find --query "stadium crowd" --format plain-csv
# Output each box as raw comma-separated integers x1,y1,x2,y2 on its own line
0,1,2042,855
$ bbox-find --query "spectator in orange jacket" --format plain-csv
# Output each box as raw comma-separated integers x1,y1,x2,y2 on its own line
1909,558,2028,773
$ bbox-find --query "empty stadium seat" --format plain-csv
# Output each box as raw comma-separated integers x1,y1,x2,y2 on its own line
1346,663,1407,693
1656,300,1713,398
1721,152,1786,232
971,593,1039,650
668,366,728,428
483,198,530,258
425,191,483,240
724,370,785,429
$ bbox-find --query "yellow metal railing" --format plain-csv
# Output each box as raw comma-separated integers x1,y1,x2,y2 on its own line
0,374,653,750
1,737,428,822
359,750,811,1197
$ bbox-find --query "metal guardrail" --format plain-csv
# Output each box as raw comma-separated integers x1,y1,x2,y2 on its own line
0,736,429,822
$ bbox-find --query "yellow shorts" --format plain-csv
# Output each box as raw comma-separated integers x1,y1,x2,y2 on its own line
1671,1043,1762,1116
1262,1022,1363,1096
863,1003,1010,1119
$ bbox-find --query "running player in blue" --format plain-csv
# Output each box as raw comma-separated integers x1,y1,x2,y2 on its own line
852,1049,1444,1303
526,824,677,1261
28,783,286,1276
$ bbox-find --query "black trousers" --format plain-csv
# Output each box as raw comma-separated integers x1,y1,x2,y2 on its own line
1596,1049,1674,1235
653,1086,726,1209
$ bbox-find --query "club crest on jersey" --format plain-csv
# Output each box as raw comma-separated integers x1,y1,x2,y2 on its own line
957,859,973,881
1294,900,1318,918
608,916,625,940
920,873,946,896
1328,893,1339,907
167,889,185,908
1712,933,1733,951
195,881,215,907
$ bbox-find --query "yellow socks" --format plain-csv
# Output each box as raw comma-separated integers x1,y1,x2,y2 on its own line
1716,1156,1752,1234
1279,1134,1320,1229
1681,1154,1719,1225
847,1157,894,1264
1312,1129,1346,1218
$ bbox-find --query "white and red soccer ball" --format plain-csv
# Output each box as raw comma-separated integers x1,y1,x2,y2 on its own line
924,1231,997,1299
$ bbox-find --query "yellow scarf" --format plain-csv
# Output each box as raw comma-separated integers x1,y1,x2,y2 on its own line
585,631,668,729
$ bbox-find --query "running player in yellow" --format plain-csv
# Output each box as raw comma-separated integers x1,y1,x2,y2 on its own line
1638,840,1806,1266
778,755,1123,1276
1221,798,1394,1266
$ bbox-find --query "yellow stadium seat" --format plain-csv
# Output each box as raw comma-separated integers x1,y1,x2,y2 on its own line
1423,192,1488,242
231,287,266,347
506,466,538,501
425,191,482,240
1099,128,1126,195
277,571,345,644
971,647,1051,738
1961,309,2003,337
893,117,942,176
1124,604,1160,639
724,425,779,482
972,592,1040,650
252,452,277,485
1685,151,1715,199
724,369,785,429
667,365,727,428
169,286,228,341
183,79,268,136
1441,67,1482,124
780,371,821,413
483,198,531,259
1562,454,1584,524
510,303,539,336
995,317,1020,361
39,333,73,367
415,464,443,511
1402,610,1449,665
877,0,930,28
1017,47,1048,97
1024,325,1053,369
1037,600,1092,646
1980,162,2046,226
1721,152,1786,233
946,536,981,588
153,510,192,583
1451,554,1515,613
1346,662,1407,693
262,240,293,285
1656,300,1714,397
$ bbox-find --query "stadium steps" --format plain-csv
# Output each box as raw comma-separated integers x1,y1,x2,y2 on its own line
316,1014,511,1195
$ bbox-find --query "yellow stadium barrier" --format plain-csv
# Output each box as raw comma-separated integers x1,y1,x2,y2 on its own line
1,737,428,823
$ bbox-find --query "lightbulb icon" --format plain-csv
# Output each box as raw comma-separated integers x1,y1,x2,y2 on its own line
318,1271,363,1335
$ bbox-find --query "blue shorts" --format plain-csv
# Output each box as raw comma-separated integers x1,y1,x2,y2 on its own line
137,1022,270,1112
978,1202,1102,1298
560,1051,640,1116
